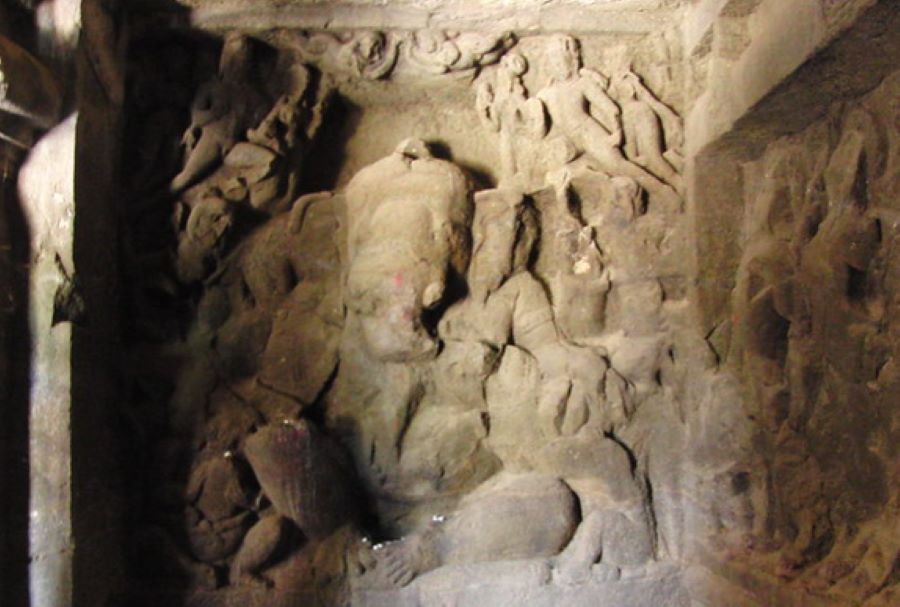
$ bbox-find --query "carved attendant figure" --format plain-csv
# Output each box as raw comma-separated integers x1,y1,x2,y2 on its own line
406,30,515,75
475,52,545,187
275,30,399,80
611,71,683,191
171,34,265,192
439,188,609,436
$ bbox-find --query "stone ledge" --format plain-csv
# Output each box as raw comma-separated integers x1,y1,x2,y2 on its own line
354,561,690,607
166,1,682,34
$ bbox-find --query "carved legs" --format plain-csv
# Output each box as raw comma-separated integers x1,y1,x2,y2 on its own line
553,510,611,585
581,133,681,210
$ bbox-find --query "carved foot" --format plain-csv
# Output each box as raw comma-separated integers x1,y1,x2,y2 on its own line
379,540,420,587
359,523,442,589
553,554,593,586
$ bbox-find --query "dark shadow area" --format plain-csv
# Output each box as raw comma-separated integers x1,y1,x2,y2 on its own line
301,94,362,194
1,155,32,607
427,139,494,190
116,18,220,607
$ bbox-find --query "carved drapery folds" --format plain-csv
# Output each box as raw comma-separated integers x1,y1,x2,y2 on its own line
124,28,690,606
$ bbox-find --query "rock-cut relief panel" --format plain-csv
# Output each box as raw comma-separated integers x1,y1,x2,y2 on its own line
704,69,900,607
123,30,690,607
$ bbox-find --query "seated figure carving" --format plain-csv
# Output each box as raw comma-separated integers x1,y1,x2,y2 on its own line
171,33,267,193
533,35,680,209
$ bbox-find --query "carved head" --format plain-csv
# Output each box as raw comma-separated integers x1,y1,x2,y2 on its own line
176,196,234,282
185,196,232,245
500,52,528,78
352,32,385,65
339,32,399,79
546,35,582,81
344,139,472,362
219,33,253,82
611,72,639,101
411,30,448,54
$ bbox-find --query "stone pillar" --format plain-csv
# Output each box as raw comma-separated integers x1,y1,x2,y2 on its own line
2,2,126,601
19,114,76,607
71,3,127,600
0,31,64,607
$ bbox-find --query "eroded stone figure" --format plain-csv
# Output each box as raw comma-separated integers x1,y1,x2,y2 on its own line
610,71,683,191
184,449,256,564
533,180,613,345
199,189,343,407
245,61,314,155
175,194,234,283
169,36,329,221
275,30,400,80
475,52,545,187
405,30,515,75
331,139,472,484
439,188,611,437
534,35,680,208
349,176,655,592
171,33,266,192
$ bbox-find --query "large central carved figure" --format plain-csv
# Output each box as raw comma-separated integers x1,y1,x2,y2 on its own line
329,140,659,601
331,139,476,497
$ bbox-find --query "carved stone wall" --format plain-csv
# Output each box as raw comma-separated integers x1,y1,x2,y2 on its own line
118,24,704,607
711,68,900,607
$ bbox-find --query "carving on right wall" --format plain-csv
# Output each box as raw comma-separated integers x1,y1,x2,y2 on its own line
718,69,900,606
